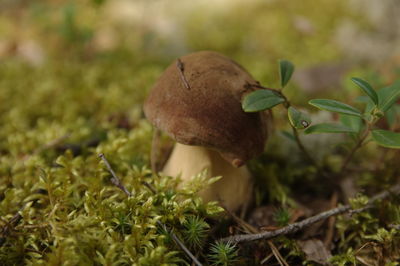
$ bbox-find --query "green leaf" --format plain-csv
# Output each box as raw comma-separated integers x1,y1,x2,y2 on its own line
377,80,400,112
340,114,363,133
386,104,400,127
351,77,378,105
304,123,357,134
354,95,370,103
309,99,362,117
354,95,375,116
242,90,285,112
287,107,311,129
371,130,400,148
279,59,295,88
385,104,398,128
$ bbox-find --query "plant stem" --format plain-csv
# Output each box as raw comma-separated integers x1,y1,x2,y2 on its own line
340,123,371,174
248,83,317,166
278,91,317,166
0,198,39,247
291,126,316,165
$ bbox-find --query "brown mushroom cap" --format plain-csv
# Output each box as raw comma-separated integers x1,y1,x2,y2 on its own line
144,51,270,167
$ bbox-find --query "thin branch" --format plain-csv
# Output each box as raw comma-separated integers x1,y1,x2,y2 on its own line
220,203,288,266
268,241,289,266
99,153,131,197
0,198,39,247
340,124,371,173
220,184,400,244
98,153,202,266
176,58,191,90
220,205,350,244
291,126,317,166
324,192,338,249
0,212,22,246
142,181,157,194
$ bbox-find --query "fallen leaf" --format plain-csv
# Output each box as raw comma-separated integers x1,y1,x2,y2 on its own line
297,239,332,265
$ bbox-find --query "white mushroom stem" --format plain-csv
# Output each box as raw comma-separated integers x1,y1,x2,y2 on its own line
162,143,253,212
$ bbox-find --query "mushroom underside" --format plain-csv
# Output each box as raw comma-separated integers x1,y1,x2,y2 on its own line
162,142,253,212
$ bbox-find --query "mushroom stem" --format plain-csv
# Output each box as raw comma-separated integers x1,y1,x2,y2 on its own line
162,143,253,212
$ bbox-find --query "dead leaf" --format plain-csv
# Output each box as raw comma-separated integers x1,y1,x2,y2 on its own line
297,239,332,265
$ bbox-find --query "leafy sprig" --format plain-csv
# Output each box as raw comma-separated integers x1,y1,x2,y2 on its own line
241,60,400,173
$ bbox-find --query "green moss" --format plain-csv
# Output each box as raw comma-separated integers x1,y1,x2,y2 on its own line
1,0,400,264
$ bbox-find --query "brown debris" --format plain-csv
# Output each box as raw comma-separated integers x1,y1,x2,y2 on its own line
297,239,332,265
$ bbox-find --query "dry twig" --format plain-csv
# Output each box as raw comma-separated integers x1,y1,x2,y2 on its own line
176,58,191,90
221,204,288,266
220,184,400,244
324,192,338,249
0,198,40,247
0,212,23,246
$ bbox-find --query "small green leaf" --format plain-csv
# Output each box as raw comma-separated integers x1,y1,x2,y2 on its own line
371,130,400,149
309,99,362,117
385,104,400,128
351,77,378,105
385,105,397,127
287,107,311,129
242,90,285,112
304,123,357,134
279,59,295,88
340,114,363,133
377,80,400,112
354,95,370,103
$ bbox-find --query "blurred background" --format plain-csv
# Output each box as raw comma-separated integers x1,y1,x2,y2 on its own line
0,0,399,159
2,0,400,97
1,0,400,164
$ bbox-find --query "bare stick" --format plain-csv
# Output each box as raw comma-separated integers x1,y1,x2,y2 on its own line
220,184,400,244
268,240,289,266
98,153,202,266
99,153,131,197
324,192,338,249
0,212,22,246
176,58,191,90
0,198,39,247
220,203,288,266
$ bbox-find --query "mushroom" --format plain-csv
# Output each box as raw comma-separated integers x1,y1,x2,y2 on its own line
144,51,271,211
